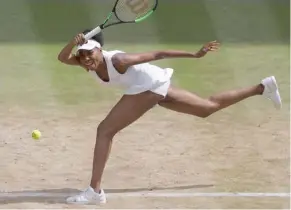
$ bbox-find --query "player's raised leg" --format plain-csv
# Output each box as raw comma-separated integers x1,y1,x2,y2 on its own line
159,76,282,117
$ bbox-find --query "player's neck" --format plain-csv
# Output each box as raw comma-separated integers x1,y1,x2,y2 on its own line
96,56,107,72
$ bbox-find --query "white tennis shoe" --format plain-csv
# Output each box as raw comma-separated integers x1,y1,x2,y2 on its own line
66,186,106,205
261,76,282,109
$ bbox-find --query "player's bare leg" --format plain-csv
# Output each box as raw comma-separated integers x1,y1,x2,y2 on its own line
159,76,282,117
66,91,163,204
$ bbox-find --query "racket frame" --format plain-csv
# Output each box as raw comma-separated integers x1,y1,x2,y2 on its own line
84,0,158,41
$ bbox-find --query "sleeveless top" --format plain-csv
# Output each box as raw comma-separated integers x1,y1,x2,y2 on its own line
88,50,173,95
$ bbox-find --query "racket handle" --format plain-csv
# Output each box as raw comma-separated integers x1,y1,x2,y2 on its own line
84,26,102,41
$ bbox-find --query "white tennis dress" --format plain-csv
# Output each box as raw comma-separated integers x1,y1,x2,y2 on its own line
88,50,173,97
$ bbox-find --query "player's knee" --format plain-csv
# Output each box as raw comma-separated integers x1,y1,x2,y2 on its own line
198,101,218,118
97,121,117,139
197,111,211,118
197,110,212,118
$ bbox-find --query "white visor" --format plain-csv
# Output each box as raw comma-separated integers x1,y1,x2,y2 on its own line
76,40,101,52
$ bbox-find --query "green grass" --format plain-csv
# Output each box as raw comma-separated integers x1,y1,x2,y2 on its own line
0,0,288,111
0,43,289,113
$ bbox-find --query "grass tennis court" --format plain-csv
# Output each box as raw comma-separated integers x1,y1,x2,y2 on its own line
0,0,290,209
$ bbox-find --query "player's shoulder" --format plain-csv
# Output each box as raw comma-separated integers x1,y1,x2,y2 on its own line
102,50,126,59
103,49,125,54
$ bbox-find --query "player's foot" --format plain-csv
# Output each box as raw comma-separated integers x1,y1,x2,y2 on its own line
66,186,106,205
261,76,282,109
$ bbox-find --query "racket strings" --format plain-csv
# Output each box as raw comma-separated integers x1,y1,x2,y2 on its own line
115,0,156,22
103,13,122,27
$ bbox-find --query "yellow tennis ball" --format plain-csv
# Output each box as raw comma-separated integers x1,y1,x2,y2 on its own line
32,130,41,140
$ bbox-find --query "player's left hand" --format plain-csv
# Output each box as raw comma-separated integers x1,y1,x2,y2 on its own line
202,40,220,52
193,40,220,58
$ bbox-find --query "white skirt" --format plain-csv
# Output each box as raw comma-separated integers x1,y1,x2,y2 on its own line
124,68,173,97
149,79,171,97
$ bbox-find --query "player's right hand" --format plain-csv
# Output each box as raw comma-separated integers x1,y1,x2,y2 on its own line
72,33,86,46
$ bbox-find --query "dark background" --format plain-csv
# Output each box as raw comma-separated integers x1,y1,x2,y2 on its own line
0,0,289,44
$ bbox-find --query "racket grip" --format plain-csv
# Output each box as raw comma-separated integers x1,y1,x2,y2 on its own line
84,26,102,41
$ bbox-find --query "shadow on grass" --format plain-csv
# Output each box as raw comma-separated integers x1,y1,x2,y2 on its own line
0,184,214,204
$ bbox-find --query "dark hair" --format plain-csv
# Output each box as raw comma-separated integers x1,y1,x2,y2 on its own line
82,29,104,47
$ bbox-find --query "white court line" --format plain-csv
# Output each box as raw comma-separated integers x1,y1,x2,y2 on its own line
0,192,290,198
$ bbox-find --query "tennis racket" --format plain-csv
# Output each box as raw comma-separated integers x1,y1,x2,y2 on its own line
84,0,158,41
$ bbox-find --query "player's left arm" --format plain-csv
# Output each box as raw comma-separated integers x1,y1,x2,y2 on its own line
113,41,220,70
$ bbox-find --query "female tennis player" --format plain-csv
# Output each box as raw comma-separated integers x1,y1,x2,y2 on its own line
58,31,282,204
